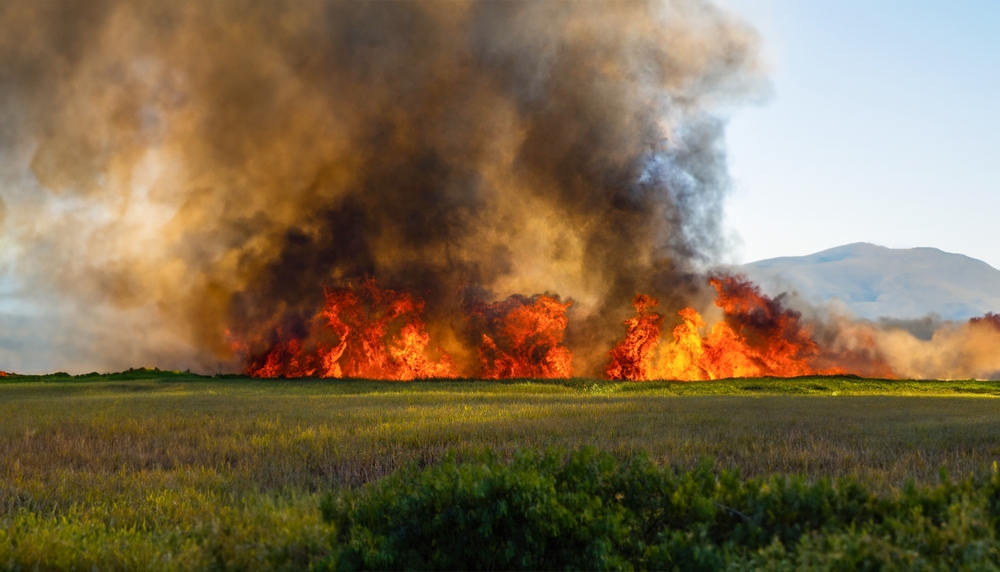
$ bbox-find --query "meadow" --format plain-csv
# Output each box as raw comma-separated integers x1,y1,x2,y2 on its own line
3,371,1000,569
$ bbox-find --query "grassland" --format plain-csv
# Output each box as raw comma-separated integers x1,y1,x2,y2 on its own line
3,371,1000,569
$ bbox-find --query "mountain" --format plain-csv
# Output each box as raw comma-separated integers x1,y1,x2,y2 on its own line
739,243,1000,321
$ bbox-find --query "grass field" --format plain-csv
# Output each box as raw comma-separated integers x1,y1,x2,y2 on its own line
4,372,1000,568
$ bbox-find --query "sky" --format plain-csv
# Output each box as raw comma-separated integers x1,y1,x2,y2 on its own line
716,0,1000,268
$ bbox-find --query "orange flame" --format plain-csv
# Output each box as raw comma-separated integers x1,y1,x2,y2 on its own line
466,294,573,379
607,276,857,381
604,294,664,380
242,278,456,379
235,275,917,381
239,283,576,380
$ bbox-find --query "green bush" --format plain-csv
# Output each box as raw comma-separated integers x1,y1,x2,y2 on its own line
323,449,1000,570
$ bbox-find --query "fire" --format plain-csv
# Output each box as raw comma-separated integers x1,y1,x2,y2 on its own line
242,278,456,380
233,274,1000,382
604,295,664,381
465,294,574,379
239,280,574,380
607,276,848,381
0,371,8,377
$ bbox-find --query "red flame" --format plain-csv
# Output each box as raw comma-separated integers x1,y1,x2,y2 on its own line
466,294,573,379
237,280,575,379
606,276,864,381
234,275,912,381
242,278,456,379
0,371,8,377
604,294,663,380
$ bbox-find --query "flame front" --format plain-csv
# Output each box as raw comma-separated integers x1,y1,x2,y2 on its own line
468,295,574,379
241,278,456,380
240,276,844,381
238,280,575,380
604,295,664,381
235,274,1000,381
607,276,858,381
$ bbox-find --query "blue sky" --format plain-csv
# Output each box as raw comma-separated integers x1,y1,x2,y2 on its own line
716,0,1000,268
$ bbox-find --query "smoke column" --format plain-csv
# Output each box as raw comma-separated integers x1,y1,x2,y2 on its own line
0,0,765,374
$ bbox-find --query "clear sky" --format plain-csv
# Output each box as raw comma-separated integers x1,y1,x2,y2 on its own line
715,0,1000,268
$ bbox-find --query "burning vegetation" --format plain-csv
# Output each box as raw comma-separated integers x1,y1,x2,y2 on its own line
605,276,834,381
235,279,577,380
237,278,457,380
234,272,997,381
233,271,1000,381
233,281,571,380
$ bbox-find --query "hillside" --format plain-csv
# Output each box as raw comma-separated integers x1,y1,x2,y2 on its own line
741,243,1000,321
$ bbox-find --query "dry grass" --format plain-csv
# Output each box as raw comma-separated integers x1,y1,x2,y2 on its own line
4,377,1000,494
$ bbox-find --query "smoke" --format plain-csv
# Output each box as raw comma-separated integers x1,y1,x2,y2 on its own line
0,0,767,374
824,313,1000,381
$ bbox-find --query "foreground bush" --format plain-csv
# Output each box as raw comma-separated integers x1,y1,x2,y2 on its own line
323,449,1000,570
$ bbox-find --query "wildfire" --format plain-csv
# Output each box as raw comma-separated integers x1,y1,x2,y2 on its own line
0,371,8,377
237,279,574,380
241,278,456,380
465,294,574,379
239,274,843,381
235,274,1000,382
604,295,664,381
607,276,847,381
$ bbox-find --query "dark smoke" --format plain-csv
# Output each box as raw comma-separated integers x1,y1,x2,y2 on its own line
0,0,765,374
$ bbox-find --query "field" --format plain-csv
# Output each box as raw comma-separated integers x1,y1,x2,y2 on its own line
4,372,1000,568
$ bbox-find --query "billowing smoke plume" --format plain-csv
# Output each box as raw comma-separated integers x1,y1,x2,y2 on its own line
0,0,766,374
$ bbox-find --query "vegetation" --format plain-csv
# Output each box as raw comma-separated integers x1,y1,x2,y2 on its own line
2,373,1000,569
327,448,1000,570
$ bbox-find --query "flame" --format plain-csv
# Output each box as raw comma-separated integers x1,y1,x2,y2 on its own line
237,280,575,380
604,295,664,381
607,276,853,381
466,294,574,379
242,278,456,380
0,371,8,377
230,275,1000,382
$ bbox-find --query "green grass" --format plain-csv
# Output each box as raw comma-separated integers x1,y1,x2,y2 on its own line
4,373,1000,569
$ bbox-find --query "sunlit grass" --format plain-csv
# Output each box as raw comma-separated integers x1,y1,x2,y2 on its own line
3,373,1000,568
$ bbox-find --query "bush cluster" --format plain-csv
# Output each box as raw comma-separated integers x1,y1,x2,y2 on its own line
323,449,1000,570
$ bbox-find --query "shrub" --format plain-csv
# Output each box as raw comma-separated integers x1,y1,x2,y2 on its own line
323,449,1000,570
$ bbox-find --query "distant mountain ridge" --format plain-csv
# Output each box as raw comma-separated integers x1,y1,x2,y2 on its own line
739,243,1000,321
